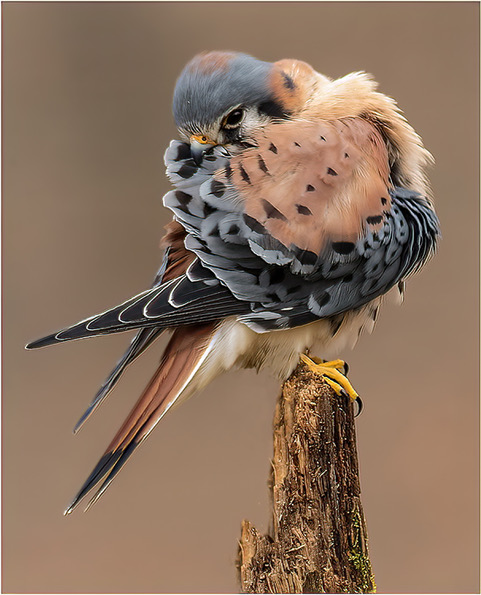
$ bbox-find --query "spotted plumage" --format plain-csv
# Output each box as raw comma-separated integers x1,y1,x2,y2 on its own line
27,51,440,513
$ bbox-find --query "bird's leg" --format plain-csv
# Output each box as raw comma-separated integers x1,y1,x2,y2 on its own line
300,353,361,408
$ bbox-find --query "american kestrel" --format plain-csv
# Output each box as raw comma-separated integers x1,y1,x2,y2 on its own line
27,51,440,514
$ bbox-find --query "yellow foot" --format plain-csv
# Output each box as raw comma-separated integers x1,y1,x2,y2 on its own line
300,354,362,414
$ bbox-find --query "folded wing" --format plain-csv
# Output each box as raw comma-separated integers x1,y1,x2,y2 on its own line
163,120,440,331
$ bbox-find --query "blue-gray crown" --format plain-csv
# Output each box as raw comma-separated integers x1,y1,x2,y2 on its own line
172,52,275,132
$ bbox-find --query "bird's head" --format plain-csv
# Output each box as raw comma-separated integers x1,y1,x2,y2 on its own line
172,51,325,163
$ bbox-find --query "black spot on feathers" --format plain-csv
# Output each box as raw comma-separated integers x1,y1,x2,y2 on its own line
243,214,265,235
239,163,252,184
174,143,192,162
175,190,192,207
176,164,197,179
296,204,312,216
210,179,226,198
295,248,318,266
224,162,233,180
258,155,269,174
332,242,355,255
261,199,287,221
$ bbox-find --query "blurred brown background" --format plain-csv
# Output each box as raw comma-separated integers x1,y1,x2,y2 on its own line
3,2,479,593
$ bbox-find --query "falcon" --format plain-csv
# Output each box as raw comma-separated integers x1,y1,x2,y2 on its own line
27,51,440,514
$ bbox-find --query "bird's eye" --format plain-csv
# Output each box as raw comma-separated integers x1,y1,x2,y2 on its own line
222,108,244,129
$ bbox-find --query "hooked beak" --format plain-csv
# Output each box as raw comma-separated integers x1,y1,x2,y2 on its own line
190,135,217,165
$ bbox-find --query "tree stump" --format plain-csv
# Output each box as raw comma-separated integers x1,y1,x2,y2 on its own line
238,363,375,593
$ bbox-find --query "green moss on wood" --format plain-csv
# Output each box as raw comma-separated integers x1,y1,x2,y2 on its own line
348,507,376,593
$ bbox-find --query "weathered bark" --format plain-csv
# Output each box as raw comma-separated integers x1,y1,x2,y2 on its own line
238,363,375,594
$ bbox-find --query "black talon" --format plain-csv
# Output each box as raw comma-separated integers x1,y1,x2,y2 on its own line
354,395,363,417
343,361,349,375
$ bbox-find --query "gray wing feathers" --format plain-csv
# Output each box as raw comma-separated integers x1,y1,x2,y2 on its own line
163,141,440,331
26,274,249,348
28,140,439,344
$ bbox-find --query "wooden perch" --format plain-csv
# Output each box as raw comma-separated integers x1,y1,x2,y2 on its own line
238,363,375,594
